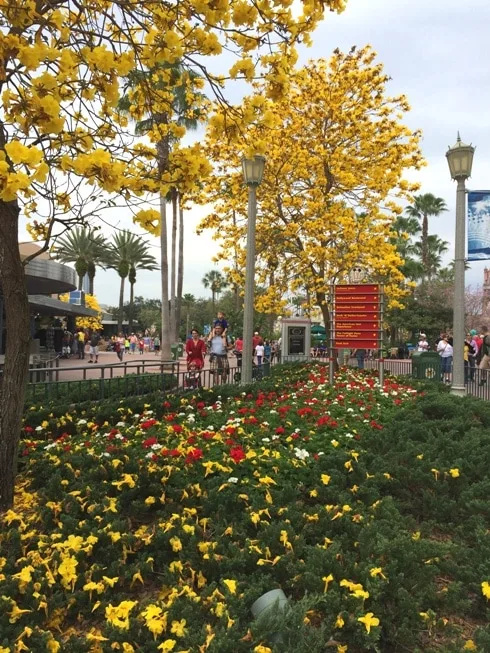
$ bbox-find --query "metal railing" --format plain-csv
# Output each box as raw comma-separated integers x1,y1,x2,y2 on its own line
23,352,490,404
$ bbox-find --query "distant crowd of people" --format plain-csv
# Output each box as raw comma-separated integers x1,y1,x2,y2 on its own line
416,328,490,385
54,311,282,383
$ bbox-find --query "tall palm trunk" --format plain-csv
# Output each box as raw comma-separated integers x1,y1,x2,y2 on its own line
421,213,428,282
117,276,125,333
0,200,31,510
174,199,184,341
129,282,135,331
88,275,95,296
160,195,171,360
170,188,177,341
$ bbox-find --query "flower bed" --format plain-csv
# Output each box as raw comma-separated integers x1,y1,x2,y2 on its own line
2,365,490,652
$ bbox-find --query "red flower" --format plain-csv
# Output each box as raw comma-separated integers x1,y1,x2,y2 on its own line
229,446,246,463
24,426,34,433
202,431,215,440
197,402,205,409
185,448,203,464
163,401,171,408
141,419,157,430
143,436,158,449
173,424,183,434
275,427,285,435
370,420,383,430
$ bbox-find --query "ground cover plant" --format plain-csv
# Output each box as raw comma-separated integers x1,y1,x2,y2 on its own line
2,364,490,652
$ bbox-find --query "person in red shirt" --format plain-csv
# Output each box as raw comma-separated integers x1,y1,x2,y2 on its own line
252,331,263,349
186,328,206,370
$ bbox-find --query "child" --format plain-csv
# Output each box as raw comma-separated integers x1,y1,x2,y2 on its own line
213,311,228,336
138,338,144,355
124,337,130,353
185,361,202,391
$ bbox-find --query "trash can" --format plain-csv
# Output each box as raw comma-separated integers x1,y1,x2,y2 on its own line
412,352,441,381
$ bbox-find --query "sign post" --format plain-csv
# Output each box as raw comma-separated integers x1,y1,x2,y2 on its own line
333,284,383,385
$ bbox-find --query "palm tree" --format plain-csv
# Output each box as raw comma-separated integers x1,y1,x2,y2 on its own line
118,63,206,357
413,235,449,280
54,226,106,293
106,231,158,332
182,293,196,336
202,270,228,313
405,194,448,282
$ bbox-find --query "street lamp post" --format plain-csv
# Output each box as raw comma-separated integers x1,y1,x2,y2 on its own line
241,155,266,385
446,133,475,396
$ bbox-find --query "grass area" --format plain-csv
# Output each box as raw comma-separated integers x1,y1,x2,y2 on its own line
2,364,490,652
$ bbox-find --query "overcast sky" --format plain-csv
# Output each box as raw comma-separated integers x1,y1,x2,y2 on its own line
22,0,490,306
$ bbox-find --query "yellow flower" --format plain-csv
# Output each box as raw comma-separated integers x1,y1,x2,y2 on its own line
482,581,490,599
322,574,334,592
337,646,348,653
321,474,331,485
357,612,380,633
464,640,477,650
169,536,182,552
449,468,460,478
57,555,78,590
223,579,237,594
170,619,187,637
157,640,176,652
369,567,387,579
105,600,137,630
335,614,345,628
254,646,273,653
122,645,135,653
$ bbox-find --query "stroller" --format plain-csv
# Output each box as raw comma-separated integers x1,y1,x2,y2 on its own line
184,362,202,391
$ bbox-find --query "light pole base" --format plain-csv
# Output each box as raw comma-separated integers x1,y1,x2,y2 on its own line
450,384,466,396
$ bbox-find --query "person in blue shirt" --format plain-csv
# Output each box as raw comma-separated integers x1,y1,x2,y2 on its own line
213,310,228,336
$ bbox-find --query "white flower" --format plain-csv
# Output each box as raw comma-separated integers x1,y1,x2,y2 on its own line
346,408,354,413
77,419,87,425
270,410,277,414
272,435,280,441
116,421,126,427
262,437,271,443
151,444,162,451
228,477,239,484
208,426,214,431
145,452,155,459
44,442,56,450
36,426,43,432
294,447,310,460
102,452,110,457
345,433,354,439
115,434,124,440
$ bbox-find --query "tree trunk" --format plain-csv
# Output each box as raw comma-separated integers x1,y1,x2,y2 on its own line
174,199,184,341
0,200,31,511
160,196,171,360
129,282,135,331
89,274,95,296
78,275,84,291
422,214,428,282
117,276,125,333
170,188,177,340
318,292,338,371
211,290,216,315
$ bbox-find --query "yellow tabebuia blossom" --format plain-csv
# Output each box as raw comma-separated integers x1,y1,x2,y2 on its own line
198,47,423,320
222,579,237,594
157,640,176,652
449,468,460,478
482,581,490,599
358,612,380,633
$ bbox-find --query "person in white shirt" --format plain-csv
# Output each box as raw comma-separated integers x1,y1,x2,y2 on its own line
437,334,453,383
255,343,265,366
417,333,429,352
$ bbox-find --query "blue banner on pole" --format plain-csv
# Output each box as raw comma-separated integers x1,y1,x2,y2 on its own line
468,191,490,260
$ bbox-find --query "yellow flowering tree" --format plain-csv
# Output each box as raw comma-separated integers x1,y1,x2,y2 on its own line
59,294,103,331
198,47,424,330
0,0,349,509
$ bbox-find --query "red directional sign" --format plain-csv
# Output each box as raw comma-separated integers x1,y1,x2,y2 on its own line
334,284,381,349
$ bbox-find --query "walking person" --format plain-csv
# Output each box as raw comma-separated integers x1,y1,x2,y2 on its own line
437,334,453,384
478,326,490,385
353,348,366,370
186,328,206,370
207,324,229,383
255,341,265,366
76,328,86,360
88,330,100,364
